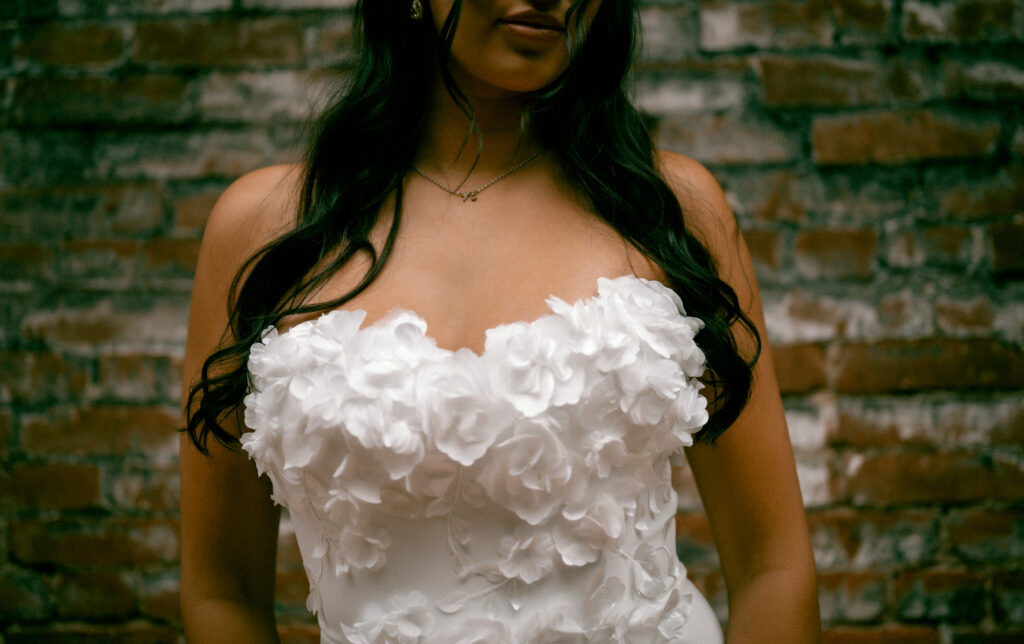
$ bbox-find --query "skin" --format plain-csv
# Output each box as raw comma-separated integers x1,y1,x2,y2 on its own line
179,1,820,641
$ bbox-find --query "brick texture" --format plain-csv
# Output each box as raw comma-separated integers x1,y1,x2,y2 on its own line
2,0,1022,641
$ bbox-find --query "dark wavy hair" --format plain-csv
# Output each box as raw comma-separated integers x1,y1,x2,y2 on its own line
185,0,760,452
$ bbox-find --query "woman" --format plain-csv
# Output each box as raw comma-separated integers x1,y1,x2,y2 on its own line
180,0,819,642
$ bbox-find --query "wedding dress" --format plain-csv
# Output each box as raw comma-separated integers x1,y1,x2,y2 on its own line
242,275,725,643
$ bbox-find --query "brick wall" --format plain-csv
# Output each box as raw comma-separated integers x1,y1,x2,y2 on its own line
0,0,1021,642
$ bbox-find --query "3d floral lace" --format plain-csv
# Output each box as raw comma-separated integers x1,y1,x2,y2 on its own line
242,276,715,643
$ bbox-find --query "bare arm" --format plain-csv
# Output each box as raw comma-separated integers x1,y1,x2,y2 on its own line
179,165,300,643
660,152,821,643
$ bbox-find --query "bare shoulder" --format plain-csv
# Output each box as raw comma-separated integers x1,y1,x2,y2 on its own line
204,164,303,252
199,164,303,277
655,150,738,248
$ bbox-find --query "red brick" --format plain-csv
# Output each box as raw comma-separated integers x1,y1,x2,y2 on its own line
808,509,941,570
918,226,975,267
311,14,354,66
134,17,304,66
9,518,179,567
813,110,1000,165
743,170,809,222
675,512,719,571
21,303,120,345
833,398,934,448
109,467,180,512
832,338,1024,393
0,182,164,238
847,452,1024,504
21,405,179,457
894,569,987,622
58,239,140,286
0,409,11,458
671,459,704,510
277,522,305,571
742,229,782,277
829,0,895,44
11,462,102,510
947,509,1024,564
0,568,49,621
278,624,321,644
951,631,1024,644
0,351,88,405
15,22,124,66
139,573,180,622
772,343,827,393
993,571,1024,624
197,69,321,123
654,112,800,165
95,354,181,403
818,571,887,622
938,164,1024,218
173,191,221,234
13,75,192,126
991,221,1024,277
0,129,94,188
823,626,940,643
93,129,279,181
794,228,877,280
759,56,888,107
53,570,135,619
934,297,995,334
772,290,850,342
143,238,201,275
690,570,729,620
4,623,179,644
639,6,695,63
876,289,927,334
937,398,1024,446
699,1,833,51
903,0,1024,42
945,60,1024,102
276,569,313,608
0,243,54,282
20,299,189,351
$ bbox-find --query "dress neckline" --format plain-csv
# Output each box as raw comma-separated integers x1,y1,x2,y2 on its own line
271,274,678,359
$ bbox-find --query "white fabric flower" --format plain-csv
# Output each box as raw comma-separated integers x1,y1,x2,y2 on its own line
418,348,514,466
335,523,391,573
596,276,705,367
476,418,573,525
485,315,585,417
341,591,434,644
497,526,556,583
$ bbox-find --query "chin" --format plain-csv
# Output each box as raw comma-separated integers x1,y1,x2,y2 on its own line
470,59,569,95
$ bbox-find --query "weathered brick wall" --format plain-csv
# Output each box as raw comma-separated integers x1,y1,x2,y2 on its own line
1,0,1021,642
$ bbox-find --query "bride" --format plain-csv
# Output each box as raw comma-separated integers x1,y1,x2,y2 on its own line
179,0,820,642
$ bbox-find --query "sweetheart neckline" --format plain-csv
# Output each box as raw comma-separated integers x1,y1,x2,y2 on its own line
270,274,679,358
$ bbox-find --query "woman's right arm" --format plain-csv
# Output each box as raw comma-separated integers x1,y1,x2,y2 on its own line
179,166,300,643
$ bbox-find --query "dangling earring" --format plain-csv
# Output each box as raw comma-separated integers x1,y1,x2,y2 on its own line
410,0,423,20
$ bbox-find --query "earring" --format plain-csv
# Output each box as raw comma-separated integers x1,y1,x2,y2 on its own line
410,0,423,20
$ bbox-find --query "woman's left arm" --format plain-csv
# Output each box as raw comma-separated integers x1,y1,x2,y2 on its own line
659,151,821,643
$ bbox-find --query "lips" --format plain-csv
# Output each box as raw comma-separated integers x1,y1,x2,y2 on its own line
499,10,565,32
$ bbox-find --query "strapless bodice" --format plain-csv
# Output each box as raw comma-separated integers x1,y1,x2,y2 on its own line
241,275,722,643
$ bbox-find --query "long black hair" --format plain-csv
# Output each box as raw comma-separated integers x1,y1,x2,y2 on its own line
185,0,760,452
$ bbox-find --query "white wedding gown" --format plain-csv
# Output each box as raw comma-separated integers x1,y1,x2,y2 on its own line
242,275,725,643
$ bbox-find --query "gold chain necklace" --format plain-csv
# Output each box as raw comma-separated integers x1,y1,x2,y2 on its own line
411,149,543,202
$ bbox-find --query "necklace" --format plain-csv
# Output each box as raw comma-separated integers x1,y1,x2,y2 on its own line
411,149,543,202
